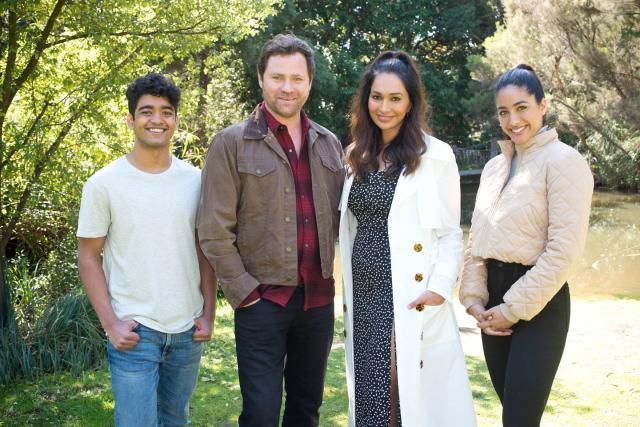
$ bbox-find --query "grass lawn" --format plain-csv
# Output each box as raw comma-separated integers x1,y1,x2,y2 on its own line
1,299,639,426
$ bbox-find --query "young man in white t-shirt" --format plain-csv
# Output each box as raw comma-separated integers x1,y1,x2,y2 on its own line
77,73,216,426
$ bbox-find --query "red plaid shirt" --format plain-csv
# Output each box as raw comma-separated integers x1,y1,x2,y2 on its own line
239,104,334,310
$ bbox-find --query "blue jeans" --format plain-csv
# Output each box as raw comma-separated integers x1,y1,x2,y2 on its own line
107,323,203,427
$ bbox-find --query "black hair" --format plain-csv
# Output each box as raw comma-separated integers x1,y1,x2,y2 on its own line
257,34,315,80
494,64,545,103
126,73,181,117
348,50,429,180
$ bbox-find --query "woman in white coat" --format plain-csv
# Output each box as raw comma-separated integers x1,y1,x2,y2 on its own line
339,51,476,427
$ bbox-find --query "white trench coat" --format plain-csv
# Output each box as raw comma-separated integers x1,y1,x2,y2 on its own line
339,136,477,427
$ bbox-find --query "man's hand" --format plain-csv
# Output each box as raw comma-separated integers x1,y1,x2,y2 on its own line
407,290,445,310
477,305,514,336
193,314,213,342
105,319,140,351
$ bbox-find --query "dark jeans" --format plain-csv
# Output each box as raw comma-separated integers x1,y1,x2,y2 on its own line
234,287,334,427
482,260,570,427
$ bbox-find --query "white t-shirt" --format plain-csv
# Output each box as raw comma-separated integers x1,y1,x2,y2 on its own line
77,156,204,333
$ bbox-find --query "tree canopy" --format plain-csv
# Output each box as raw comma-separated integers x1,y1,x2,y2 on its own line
0,0,277,324
234,0,500,144
467,0,640,188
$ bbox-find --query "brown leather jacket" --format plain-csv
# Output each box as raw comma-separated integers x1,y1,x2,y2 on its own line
197,108,345,308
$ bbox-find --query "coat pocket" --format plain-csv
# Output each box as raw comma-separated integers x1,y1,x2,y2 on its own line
420,303,456,349
237,158,277,177
319,154,343,172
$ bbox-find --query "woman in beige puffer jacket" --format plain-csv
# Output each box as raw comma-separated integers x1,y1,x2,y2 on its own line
459,64,593,427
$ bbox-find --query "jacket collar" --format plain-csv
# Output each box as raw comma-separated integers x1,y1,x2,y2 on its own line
243,104,328,141
340,134,446,216
498,128,558,160
422,133,452,162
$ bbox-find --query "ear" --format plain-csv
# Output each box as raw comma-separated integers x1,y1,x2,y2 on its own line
126,113,134,129
539,98,548,115
257,73,263,89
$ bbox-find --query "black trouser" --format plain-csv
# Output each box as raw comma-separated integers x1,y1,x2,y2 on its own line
482,260,570,427
234,287,334,427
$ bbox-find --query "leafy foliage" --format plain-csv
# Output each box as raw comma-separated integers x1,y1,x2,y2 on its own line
466,0,640,189
0,0,278,325
234,0,500,144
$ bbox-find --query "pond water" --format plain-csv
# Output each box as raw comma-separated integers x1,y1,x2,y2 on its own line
565,190,640,299
334,189,640,299
460,187,640,299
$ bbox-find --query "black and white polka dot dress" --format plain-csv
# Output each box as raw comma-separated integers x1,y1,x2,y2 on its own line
348,170,401,426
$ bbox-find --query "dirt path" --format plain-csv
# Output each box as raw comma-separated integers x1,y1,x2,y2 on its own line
456,298,640,425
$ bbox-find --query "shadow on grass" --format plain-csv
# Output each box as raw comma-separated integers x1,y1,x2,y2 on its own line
190,304,349,427
2,305,597,426
0,370,113,426
465,353,595,423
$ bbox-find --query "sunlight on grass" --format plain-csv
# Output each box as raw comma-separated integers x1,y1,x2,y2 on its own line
1,301,638,426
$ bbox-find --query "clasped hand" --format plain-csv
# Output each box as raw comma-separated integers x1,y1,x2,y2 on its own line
467,304,514,336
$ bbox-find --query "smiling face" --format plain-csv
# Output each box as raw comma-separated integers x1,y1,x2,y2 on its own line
126,94,177,149
368,72,411,144
258,53,312,122
496,84,547,145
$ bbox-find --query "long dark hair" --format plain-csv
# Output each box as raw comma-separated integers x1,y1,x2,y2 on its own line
348,51,429,180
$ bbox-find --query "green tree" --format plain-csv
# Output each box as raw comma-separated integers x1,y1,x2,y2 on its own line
0,0,276,326
467,0,640,188
233,0,500,144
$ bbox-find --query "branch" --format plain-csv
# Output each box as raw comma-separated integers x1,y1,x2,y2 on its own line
1,10,18,115
8,0,67,111
1,45,142,247
44,19,210,48
553,97,631,158
0,100,50,170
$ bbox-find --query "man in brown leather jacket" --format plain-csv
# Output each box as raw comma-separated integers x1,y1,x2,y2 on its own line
197,34,344,427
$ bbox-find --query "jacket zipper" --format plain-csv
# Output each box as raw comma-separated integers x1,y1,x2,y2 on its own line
478,153,521,254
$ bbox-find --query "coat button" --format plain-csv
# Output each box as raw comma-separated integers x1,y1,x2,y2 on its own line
413,243,422,252
285,187,291,193
343,330,347,338
256,168,262,175
285,216,291,222
285,246,292,253
415,273,423,282
343,304,347,312
415,304,424,312
420,360,423,368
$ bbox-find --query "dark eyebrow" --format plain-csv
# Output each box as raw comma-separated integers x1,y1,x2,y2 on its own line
370,90,404,96
136,104,174,112
497,100,528,110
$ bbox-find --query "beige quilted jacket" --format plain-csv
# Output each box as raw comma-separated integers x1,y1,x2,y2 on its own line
459,128,593,322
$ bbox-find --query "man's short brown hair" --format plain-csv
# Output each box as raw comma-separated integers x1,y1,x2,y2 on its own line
257,34,315,80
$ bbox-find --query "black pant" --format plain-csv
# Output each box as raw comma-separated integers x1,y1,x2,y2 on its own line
234,287,334,427
482,260,570,427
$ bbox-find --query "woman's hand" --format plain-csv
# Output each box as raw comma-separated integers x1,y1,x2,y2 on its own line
477,306,514,336
407,290,445,311
466,304,486,322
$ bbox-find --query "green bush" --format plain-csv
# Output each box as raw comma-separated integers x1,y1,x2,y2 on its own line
2,240,106,385
1,290,105,385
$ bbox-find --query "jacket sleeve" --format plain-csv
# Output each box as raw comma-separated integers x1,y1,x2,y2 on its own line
500,151,593,322
426,154,464,302
196,132,259,309
459,224,489,310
